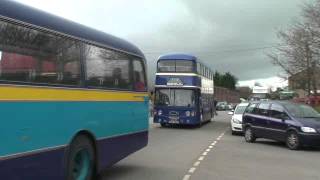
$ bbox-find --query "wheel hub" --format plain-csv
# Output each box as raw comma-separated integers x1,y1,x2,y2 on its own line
288,134,297,147
73,149,91,180
245,129,252,140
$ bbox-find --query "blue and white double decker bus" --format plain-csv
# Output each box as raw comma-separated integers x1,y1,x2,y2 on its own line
153,53,214,127
0,1,148,179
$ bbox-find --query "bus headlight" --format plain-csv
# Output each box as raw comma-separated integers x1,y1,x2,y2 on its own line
191,111,195,117
158,110,163,116
186,111,191,117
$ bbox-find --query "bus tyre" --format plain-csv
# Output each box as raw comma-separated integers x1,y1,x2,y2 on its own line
286,131,301,150
244,126,256,143
66,135,96,180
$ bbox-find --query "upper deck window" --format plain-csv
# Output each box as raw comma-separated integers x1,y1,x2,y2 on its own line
175,60,193,72
158,61,175,72
158,60,194,72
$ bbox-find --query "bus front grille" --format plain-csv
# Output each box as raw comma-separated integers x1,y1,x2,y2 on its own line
169,111,179,117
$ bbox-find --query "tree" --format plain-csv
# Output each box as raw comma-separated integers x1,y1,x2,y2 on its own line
214,71,222,87
268,0,320,95
214,71,238,90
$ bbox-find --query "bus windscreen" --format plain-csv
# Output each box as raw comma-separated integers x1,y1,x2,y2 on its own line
155,89,196,107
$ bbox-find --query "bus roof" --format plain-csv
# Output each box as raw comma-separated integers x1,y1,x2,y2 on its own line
158,53,197,61
0,0,144,58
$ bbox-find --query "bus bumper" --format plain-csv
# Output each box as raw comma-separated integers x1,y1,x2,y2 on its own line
154,116,199,125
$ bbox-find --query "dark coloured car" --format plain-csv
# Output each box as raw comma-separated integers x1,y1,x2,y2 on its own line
242,101,320,150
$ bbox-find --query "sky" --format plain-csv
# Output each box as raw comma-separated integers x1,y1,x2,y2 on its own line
14,0,308,88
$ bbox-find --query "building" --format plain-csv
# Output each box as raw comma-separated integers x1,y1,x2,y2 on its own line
214,86,240,103
288,68,320,97
237,86,251,99
250,86,271,100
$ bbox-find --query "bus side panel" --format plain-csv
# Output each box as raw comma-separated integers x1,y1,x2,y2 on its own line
97,100,149,171
0,148,65,180
97,131,148,171
0,100,148,179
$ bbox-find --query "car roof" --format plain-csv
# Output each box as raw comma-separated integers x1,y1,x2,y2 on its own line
237,102,250,107
248,100,296,106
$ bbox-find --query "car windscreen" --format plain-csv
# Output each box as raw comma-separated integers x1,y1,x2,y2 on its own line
155,89,196,107
284,103,320,118
234,105,247,114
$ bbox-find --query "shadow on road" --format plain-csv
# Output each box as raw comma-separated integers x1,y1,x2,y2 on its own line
255,139,320,152
99,165,142,180
160,120,213,129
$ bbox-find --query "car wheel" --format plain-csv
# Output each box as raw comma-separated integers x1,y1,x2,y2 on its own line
286,131,301,150
66,135,96,180
244,126,256,143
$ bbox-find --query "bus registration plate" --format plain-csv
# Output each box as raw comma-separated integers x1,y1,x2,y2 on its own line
169,117,179,124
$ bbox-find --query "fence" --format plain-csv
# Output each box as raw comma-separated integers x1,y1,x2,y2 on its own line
214,86,240,103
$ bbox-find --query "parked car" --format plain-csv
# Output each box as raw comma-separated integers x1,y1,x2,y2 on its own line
225,104,232,110
229,102,249,135
242,101,320,150
216,101,228,111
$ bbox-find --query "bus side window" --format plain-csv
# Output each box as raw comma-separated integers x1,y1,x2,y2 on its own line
0,20,81,86
85,45,132,90
197,63,201,74
133,60,146,91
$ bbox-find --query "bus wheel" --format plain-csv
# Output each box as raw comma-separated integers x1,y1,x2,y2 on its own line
66,135,96,180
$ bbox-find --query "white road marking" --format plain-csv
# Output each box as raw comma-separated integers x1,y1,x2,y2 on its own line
211,141,217,146
189,167,197,173
194,161,201,167
183,175,191,180
182,128,228,180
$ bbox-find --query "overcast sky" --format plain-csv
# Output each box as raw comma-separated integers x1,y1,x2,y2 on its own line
15,0,309,87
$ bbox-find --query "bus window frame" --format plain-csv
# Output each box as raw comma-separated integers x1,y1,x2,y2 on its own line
132,58,148,92
0,18,147,92
0,19,83,88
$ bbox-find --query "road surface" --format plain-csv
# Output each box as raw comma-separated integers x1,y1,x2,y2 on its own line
100,112,320,180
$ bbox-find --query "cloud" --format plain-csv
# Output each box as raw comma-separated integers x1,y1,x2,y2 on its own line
126,0,303,86
15,0,304,87
238,76,288,91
